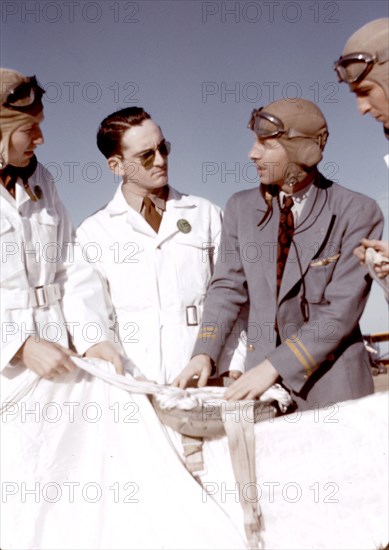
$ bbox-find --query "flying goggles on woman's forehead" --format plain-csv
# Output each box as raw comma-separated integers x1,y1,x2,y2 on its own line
248,108,318,140
333,47,389,84
2,75,45,116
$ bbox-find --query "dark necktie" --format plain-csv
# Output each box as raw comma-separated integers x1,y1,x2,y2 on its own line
143,196,162,233
276,196,294,295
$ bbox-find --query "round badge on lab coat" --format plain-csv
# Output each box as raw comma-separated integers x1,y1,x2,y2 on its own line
177,219,192,234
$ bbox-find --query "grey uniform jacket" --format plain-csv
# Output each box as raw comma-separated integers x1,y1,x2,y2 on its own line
193,174,384,410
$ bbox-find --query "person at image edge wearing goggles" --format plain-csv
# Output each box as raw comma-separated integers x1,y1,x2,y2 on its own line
174,98,384,410
334,18,389,289
0,68,124,380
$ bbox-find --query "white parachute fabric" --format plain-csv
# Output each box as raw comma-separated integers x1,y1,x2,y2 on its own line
2,357,388,550
0,359,246,550
256,391,388,549
198,390,389,550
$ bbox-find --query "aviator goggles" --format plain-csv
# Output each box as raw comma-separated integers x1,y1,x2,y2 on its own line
248,108,316,140
133,140,171,168
333,48,389,84
2,75,45,115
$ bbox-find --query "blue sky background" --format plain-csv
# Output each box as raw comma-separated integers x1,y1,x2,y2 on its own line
1,0,388,341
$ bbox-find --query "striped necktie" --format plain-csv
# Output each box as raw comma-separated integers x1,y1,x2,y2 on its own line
276,196,294,295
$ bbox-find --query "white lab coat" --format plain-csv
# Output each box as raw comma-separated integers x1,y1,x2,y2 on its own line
0,162,114,377
77,184,245,383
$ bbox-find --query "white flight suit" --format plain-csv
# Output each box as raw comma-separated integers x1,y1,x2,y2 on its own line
0,162,114,378
77,184,245,383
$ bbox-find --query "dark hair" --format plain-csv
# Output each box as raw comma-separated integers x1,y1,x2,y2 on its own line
96,107,151,159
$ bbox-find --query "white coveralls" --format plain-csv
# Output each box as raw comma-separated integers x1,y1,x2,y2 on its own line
77,183,245,383
0,162,114,376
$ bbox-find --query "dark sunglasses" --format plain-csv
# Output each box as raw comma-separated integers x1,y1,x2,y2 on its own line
135,141,171,168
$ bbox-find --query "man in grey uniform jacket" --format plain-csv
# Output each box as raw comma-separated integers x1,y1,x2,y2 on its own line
174,98,384,411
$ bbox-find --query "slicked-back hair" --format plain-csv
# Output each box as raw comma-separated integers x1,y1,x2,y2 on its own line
97,107,151,159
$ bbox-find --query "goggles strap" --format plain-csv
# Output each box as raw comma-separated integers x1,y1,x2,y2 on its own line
376,46,389,65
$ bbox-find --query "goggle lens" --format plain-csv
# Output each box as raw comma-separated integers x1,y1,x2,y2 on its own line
334,57,373,84
253,117,283,138
3,76,45,114
7,82,35,107
248,109,285,138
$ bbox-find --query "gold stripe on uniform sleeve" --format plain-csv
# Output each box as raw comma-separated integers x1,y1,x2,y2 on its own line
197,332,217,340
285,339,312,377
294,339,318,373
197,324,219,340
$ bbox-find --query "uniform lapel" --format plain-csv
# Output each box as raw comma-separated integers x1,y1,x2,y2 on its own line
255,191,280,290
278,176,334,303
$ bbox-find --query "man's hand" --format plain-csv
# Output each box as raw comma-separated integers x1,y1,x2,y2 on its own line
84,341,124,375
353,238,389,279
224,359,279,400
20,337,76,379
172,354,213,388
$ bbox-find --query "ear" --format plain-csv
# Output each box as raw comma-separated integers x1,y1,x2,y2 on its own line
107,155,124,176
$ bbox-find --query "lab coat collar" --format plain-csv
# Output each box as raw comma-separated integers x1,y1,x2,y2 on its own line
106,183,198,216
105,183,199,241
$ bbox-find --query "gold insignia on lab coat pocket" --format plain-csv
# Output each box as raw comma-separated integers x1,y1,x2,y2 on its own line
177,219,192,234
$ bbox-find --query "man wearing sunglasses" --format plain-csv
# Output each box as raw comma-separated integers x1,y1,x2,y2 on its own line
174,98,383,410
77,107,245,383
